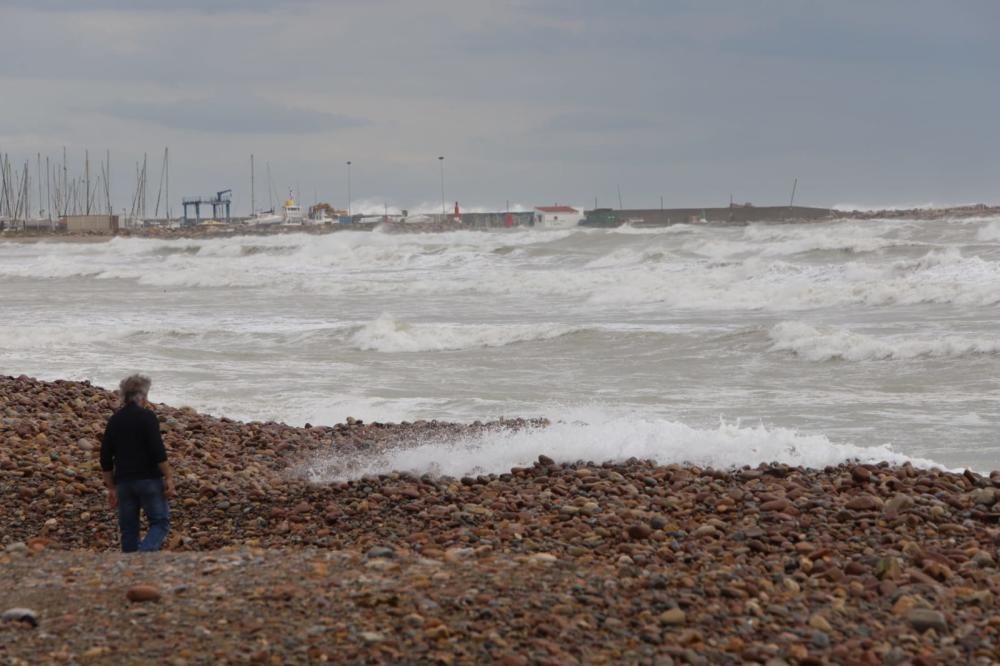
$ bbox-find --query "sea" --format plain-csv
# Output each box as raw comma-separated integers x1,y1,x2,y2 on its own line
2,216,999,477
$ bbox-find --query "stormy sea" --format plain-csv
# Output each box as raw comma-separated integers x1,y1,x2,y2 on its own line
3,215,999,475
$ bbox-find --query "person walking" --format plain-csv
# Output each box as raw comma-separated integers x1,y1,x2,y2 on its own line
100,374,174,552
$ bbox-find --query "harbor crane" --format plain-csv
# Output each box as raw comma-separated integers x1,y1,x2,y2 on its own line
182,189,232,225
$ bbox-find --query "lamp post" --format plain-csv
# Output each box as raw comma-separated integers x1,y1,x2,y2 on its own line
438,156,445,215
346,161,352,218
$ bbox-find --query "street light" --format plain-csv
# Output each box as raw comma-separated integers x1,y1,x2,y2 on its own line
438,156,445,215
346,161,352,218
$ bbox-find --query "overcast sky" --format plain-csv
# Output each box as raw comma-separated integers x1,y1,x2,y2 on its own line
1,1,997,215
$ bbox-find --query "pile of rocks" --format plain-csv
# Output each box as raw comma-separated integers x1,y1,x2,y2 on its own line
2,375,1000,662
840,204,1000,221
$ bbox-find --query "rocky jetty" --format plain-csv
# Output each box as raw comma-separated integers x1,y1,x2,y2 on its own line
840,203,1000,221
2,375,1000,663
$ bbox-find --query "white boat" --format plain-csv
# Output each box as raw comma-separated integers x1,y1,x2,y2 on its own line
281,193,305,224
246,210,282,225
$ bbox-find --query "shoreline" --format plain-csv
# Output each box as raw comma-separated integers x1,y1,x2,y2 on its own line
2,204,999,243
2,374,1000,662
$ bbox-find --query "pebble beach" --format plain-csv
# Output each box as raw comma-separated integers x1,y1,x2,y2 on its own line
2,375,1000,664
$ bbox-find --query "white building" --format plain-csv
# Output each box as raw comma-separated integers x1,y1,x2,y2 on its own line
533,205,582,229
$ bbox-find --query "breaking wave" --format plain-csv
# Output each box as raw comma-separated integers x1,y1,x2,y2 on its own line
3,225,1000,310
349,314,581,353
769,321,1000,362
305,410,944,481
976,221,1000,242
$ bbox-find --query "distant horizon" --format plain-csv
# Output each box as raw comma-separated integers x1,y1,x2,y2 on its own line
1,144,997,220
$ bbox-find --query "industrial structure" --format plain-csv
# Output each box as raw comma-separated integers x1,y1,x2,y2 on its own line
182,190,232,225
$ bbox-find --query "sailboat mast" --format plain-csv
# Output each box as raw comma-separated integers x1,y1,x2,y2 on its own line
250,154,255,216
85,150,90,215
266,162,273,211
142,152,148,219
106,149,112,216
23,161,30,223
36,153,42,218
46,155,51,222
62,147,68,216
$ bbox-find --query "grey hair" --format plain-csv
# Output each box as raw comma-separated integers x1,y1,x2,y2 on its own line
119,374,152,406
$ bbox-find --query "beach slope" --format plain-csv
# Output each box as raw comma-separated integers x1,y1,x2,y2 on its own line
2,375,999,663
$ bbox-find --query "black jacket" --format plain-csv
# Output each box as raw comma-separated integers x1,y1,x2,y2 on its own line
100,403,167,482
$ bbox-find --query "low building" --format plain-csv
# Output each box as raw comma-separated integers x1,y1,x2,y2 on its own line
582,208,620,227
534,206,583,229
63,215,119,234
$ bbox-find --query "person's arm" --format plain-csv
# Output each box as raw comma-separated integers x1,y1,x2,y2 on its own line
148,413,174,497
100,420,117,508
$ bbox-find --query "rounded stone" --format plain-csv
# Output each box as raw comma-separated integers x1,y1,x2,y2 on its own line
126,585,162,603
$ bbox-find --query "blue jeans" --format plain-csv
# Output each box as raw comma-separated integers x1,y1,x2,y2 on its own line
116,478,170,553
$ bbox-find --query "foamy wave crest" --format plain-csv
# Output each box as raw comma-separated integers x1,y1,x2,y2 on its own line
686,224,896,258
769,321,1000,361
831,203,939,212
584,247,673,268
0,325,121,350
0,229,577,287
976,221,1000,242
611,224,696,235
349,313,579,352
305,411,941,481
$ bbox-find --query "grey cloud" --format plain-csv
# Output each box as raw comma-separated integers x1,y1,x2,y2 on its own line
106,97,368,134
1,1,998,210
540,112,658,133
2,0,315,12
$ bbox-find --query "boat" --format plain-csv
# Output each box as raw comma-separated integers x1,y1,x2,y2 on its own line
246,209,282,225
280,192,305,224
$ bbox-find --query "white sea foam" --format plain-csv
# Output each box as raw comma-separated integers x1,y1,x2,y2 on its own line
0,229,577,288
831,202,941,212
950,413,988,426
304,410,943,482
976,221,1000,242
3,226,1000,311
349,313,580,352
0,325,124,350
3,216,999,471
611,224,696,235
205,393,443,429
769,321,1000,362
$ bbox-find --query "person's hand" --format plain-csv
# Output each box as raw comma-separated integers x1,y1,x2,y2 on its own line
163,477,176,498
107,488,118,509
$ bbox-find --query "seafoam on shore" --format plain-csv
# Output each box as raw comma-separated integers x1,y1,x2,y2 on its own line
2,375,1000,663
4,215,1000,471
